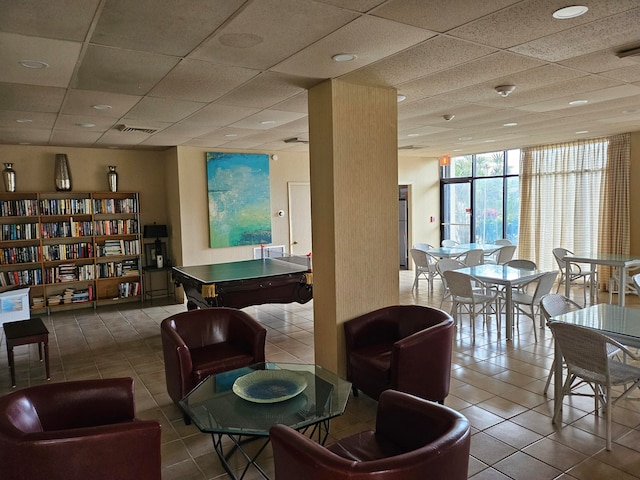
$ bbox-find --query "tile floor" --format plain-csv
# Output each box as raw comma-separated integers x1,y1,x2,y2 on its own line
2,271,640,479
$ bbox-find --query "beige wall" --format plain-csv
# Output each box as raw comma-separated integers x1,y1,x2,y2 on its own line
0,145,168,228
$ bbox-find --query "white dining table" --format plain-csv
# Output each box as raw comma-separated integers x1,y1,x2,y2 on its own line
549,303,640,421
564,253,640,307
457,264,543,341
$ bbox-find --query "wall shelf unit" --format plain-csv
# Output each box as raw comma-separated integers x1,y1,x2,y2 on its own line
0,191,143,314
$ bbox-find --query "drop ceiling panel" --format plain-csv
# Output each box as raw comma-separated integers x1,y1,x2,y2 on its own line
73,45,180,95
0,83,66,113
0,111,57,129
0,127,52,144
228,110,307,130
341,36,497,87
559,49,640,74
149,59,260,102
51,129,104,146
182,104,261,127
397,51,546,99
124,97,207,123
371,0,520,32
0,0,100,41
509,7,640,62
271,16,436,78
517,84,640,113
314,0,386,12
450,0,639,49
215,72,317,109
92,0,246,56
62,90,142,117
192,0,358,69
601,64,640,83
271,93,309,113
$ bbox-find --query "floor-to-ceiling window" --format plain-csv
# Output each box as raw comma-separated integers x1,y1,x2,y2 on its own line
440,150,520,244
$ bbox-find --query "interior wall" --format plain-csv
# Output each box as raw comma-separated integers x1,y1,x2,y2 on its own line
0,145,168,228
398,155,440,254
174,146,310,266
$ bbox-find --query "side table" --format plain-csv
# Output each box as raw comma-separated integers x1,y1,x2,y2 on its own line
3,318,50,388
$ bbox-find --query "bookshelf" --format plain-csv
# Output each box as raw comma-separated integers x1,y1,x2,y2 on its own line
0,191,143,313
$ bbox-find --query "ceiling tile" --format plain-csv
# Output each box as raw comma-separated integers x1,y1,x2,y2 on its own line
372,0,519,32
92,0,246,56
124,97,207,123
450,0,639,49
271,16,436,78
0,83,66,113
0,33,82,87
0,0,100,41
215,72,317,109
62,90,142,117
192,0,358,69
73,45,180,95
517,84,640,113
0,110,57,129
509,7,640,62
181,104,261,127
314,0,386,12
559,49,640,73
228,110,307,130
54,114,118,132
149,59,260,102
341,36,497,87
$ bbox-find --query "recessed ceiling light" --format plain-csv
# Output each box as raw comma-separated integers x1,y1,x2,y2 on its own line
260,120,275,125
224,133,238,137
19,59,49,69
19,142,31,145
576,130,589,134
453,149,463,152
569,99,589,106
407,133,420,137
397,94,407,102
458,136,472,141
16,119,33,123
331,53,357,62
552,6,588,19
484,139,496,143
623,108,639,114
503,122,518,127
78,123,96,128
92,104,112,111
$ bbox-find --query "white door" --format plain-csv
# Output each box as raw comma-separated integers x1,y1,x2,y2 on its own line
288,182,312,256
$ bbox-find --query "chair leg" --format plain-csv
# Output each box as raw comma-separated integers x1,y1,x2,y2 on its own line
543,359,555,395
352,386,359,397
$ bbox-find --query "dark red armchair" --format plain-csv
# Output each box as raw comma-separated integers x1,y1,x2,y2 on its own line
161,307,267,411
344,304,453,403
270,389,471,480
0,377,161,480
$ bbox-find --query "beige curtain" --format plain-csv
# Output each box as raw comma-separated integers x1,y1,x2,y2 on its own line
519,136,625,273
597,134,631,284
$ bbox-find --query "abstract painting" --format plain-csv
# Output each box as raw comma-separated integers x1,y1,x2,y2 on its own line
206,152,272,248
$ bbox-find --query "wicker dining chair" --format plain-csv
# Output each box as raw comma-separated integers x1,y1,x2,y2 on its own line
511,271,558,342
552,247,595,306
548,321,640,450
410,248,438,294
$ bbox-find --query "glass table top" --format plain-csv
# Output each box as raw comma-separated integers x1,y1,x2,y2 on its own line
180,362,352,437
551,304,640,348
458,264,542,284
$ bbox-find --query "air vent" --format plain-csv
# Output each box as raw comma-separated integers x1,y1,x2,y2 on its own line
398,145,420,150
283,137,309,144
616,46,640,59
118,125,158,134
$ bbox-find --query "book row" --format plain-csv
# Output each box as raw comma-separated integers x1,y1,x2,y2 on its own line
0,197,139,217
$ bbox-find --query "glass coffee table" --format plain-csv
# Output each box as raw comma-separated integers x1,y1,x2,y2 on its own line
180,362,352,480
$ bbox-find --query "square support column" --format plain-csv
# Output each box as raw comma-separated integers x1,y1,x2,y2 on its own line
308,79,399,376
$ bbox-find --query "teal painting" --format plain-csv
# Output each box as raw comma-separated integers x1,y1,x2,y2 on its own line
206,152,272,248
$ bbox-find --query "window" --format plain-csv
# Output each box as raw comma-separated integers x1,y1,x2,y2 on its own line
440,150,520,244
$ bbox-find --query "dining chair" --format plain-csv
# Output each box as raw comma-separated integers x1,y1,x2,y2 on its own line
548,321,640,450
511,271,558,342
412,243,433,252
410,248,438,293
461,248,484,267
608,261,640,304
485,245,516,264
634,273,640,297
443,270,498,341
540,294,585,395
552,247,596,306
441,239,459,247
436,258,467,307
505,259,536,270
494,239,513,246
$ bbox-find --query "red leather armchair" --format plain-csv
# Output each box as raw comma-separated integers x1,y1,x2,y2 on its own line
344,304,453,403
270,389,470,480
0,377,161,480
161,307,267,409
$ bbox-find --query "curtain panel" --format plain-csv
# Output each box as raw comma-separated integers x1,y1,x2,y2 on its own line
519,135,630,278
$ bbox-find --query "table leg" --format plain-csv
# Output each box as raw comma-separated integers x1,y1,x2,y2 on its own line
8,345,16,388
619,266,626,307
552,336,563,424
564,259,571,300
44,340,50,380
505,286,513,341
212,434,271,480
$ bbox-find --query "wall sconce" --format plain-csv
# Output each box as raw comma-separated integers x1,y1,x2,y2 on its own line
439,155,451,166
